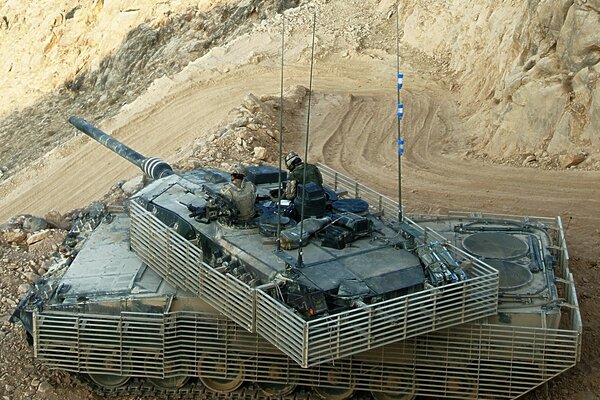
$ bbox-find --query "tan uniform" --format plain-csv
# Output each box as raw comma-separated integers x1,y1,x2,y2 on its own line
220,179,257,221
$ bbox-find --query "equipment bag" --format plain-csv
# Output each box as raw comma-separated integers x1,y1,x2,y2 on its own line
319,225,354,250
333,212,372,239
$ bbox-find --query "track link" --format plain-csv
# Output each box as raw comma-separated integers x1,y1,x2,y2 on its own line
78,375,373,400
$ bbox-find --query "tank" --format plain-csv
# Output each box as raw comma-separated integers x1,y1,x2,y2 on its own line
9,117,581,400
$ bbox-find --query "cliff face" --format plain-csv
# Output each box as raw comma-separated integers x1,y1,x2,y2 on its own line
398,0,599,168
497,0,599,166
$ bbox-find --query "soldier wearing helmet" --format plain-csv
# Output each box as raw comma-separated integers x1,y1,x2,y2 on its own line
284,151,323,200
220,164,257,221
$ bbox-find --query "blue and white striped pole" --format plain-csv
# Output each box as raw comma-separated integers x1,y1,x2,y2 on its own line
397,73,404,89
397,103,404,119
395,2,404,221
396,74,404,221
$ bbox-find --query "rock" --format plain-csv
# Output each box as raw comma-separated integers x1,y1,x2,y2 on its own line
44,210,70,230
24,272,38,283
559,153,587,168
26,229,53,245
266,129,277,139
121,175,144,195
0,222,20,232
557,7,600,72
3,230,27,245
242,93,261,111
18,284,30,295
22,216,48,233
37,381,53,393
523,155,536,164
28,231,67,255
177,158,201,171
253,146,268,160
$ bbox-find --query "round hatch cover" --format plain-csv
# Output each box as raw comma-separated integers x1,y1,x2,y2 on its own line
484,259,533,290
462,232,529,260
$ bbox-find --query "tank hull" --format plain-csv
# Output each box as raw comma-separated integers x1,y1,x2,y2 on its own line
28,202,580,400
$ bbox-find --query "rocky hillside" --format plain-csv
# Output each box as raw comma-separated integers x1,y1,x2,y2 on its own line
0,0,297,180
397,0,600,169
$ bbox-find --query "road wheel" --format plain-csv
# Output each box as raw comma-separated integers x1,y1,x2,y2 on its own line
198,355,244,393
257,365,297,396
315,370,354,400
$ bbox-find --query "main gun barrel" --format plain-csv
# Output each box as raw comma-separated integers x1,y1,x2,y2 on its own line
69,116,174,179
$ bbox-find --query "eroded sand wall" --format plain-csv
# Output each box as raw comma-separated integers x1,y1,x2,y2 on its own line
397,0,599,165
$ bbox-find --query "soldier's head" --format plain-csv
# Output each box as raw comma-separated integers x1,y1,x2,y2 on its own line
285,151,302,171
230,164,247,184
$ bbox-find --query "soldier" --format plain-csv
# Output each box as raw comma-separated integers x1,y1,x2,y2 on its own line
284,151,323,200
220,164,257,221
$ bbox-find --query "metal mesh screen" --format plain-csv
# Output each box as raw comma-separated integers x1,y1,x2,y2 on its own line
129,188,500,367
35,310,579,399
130,201,255,331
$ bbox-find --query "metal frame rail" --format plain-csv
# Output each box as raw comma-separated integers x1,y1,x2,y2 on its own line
318,163,398,223
129,201,499,368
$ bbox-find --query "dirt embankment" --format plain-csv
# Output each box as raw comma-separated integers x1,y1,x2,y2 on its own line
0,1,599,400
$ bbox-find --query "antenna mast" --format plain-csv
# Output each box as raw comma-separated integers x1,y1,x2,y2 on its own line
297,11,317,267
276,10,286,251
395,2,404,221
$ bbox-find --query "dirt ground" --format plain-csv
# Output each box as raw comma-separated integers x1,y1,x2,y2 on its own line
0,1,599,399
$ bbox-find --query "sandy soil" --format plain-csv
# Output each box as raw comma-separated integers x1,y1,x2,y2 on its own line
0,1,599,399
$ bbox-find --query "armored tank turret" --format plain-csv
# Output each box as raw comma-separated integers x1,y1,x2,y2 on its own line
10,118,580,400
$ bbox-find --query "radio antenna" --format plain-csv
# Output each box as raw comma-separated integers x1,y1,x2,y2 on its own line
297,11,317,268
395,1,404,221
276,10,286,251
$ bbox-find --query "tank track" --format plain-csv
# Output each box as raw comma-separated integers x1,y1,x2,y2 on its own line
78,375,373,400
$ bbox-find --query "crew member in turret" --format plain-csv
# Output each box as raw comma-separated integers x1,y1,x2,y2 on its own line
220,164,257,221
284,151,323,200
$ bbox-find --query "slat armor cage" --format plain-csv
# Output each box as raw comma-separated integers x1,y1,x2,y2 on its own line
128,200,499,368
34,309,580,399
33,209,581,398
